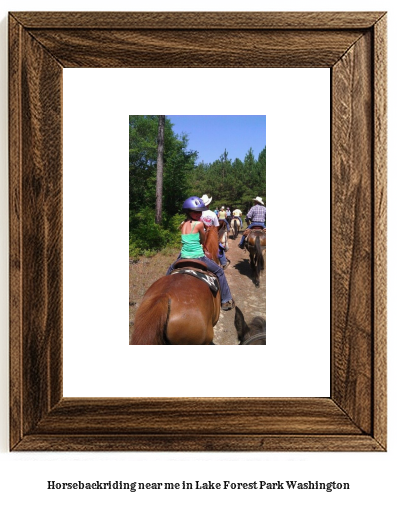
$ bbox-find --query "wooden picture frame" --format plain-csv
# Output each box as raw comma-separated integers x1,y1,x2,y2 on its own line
9,11,387,451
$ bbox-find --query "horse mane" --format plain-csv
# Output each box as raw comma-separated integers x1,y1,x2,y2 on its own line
249,316,266,335
204,226,220,264
130,293,170,344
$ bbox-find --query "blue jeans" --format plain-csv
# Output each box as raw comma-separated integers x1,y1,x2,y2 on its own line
239,222,265,246
166,255,233,303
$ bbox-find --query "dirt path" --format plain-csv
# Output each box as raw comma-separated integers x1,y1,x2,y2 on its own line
129,228,266,344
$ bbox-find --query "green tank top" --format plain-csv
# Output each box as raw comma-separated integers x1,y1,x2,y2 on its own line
180,221,204,258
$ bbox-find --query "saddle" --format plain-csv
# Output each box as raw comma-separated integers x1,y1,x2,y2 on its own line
170,259,219,295
173,258,208,271
243,226,266,237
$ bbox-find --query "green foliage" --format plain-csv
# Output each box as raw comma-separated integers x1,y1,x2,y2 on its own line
129,208,182,256
190,146,266,213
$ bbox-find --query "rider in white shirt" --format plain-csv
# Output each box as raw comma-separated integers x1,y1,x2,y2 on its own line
200,194,219,228
232,208,243,227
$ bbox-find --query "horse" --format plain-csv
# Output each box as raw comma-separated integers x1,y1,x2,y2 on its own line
234,306,266,345
245,228,266,287
231,217,240,239
130,259,221,345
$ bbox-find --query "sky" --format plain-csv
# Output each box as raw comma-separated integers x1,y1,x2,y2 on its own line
167,115,266,165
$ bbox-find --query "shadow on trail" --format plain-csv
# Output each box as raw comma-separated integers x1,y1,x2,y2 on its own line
233,257,257,285
228,230,242,241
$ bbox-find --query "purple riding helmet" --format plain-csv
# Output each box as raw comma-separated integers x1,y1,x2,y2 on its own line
182,196,208,212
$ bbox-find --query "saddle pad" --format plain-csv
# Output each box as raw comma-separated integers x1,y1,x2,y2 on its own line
170,268,219,294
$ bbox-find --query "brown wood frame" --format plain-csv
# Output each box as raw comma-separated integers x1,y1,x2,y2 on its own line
9,11,387,452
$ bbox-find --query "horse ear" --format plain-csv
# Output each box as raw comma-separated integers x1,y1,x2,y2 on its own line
234,306,250,340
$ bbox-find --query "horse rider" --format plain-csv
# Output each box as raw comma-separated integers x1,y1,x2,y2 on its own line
238,196,266,249
200,194,219,228
166,196,235,311
218,206,230,232
200,194,229,270
226,207,232,225
232,207,243,227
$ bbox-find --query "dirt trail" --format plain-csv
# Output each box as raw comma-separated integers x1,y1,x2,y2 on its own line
129,227,266,344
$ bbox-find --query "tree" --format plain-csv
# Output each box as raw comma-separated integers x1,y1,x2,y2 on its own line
256,147,266,203
155,115,165,224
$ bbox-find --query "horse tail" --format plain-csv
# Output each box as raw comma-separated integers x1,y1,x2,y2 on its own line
233,220,238,239
130,294,170,344
255,235,264,278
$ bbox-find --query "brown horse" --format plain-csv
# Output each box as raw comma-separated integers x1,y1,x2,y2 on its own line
130,259,221,345
234,306,266,345
245,228,266,287
231,217,240,239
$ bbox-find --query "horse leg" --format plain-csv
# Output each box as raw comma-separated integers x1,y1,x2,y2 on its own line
249,250,258,286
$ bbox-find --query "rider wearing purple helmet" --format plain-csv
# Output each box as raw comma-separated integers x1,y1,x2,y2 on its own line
166,196,235,311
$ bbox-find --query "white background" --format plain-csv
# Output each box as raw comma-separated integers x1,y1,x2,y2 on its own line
63,68,330,397
0,1,395,507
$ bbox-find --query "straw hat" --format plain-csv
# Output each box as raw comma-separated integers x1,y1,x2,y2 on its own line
201,194,212,206
253,196,265,206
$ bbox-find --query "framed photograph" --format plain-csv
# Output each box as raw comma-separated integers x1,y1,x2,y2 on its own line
9,11,387,451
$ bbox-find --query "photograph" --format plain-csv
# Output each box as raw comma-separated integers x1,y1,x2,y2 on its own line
129,115,266,345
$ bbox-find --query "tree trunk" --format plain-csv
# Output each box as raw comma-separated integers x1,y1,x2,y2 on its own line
155,115,165,224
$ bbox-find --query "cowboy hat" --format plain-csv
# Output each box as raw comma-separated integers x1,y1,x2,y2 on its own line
253,196,265,206
201,194,212,206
